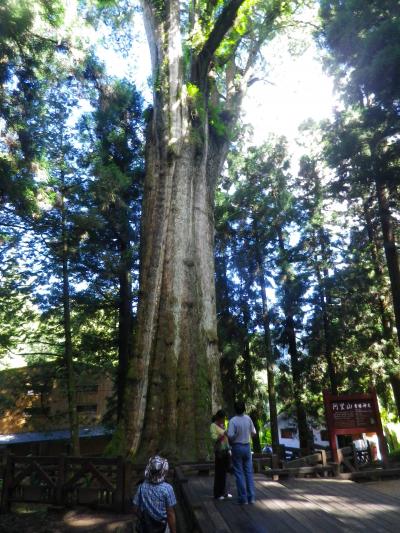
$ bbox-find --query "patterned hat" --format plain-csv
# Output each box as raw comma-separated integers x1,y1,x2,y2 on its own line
144,455,169,484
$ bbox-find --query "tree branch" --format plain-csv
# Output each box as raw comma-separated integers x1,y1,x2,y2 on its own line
196,0,245,75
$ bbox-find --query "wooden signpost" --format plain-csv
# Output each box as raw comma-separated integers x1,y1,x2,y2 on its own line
323,389,388,464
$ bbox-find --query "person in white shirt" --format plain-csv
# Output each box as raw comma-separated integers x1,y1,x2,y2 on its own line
227,401,256,505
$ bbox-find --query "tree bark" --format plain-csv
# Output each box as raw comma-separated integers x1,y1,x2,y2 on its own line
123,114,222,460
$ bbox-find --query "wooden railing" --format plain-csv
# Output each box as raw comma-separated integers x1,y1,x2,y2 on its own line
0,453,142,513
0,450,348,513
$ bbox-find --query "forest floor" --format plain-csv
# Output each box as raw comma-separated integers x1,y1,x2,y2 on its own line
0,498,189,532
0,505,135,533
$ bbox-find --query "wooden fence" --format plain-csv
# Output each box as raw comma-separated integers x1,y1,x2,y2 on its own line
0,453,141,513
0,446,375,513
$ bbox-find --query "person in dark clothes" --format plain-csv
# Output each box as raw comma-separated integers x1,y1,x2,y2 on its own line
210,409,232,500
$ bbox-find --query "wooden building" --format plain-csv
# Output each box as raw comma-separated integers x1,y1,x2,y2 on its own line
0,363,114,455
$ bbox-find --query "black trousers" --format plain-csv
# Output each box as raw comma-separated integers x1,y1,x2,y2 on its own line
213,452,230,498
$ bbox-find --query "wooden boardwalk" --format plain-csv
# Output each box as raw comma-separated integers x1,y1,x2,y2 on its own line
178,473,400,532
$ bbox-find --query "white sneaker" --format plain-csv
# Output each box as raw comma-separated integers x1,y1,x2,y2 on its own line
217,496,225,500
225,493,233,498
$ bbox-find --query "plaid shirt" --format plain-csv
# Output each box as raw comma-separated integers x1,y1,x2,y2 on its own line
133,481,176,521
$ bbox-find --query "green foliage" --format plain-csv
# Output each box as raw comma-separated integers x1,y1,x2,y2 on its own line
215,135,304,421
0,2,145,441
186,82,206,124
318,0,400,108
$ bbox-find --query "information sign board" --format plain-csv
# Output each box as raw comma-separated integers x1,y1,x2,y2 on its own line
323,389,387,464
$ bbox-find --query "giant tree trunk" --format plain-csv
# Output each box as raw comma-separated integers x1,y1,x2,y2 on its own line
115,0,284,461
375,179,400,415
122,113,223,460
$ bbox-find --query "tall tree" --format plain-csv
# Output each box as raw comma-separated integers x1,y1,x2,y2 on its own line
323,111,400,411
225,143,285,452
35,78,83,455
116,0,304,460
318,0,400,349
81,75,144,421
297,155,338,394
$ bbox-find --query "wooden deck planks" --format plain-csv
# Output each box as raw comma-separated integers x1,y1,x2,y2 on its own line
178,473,400,532
194,477,264,533
252,481,317,533
256,478,351,533
282,478,400,532
281,479,396,532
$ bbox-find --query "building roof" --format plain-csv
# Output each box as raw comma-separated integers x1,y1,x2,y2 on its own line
0,425,113,445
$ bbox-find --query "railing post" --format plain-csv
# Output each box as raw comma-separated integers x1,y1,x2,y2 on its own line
320,449,327,466
56,454,66,506
1,451,13,513
123,460,134,512
114,455,124,512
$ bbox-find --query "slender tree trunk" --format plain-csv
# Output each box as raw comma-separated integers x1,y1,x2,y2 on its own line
259,292,280,452
363,197,400,416
116,234,134,422
276,227,309,453
315,261,338,394
308,167,338,394
217,249,237,414
61,180,80,456
389,373,400,417
375,178,400,347
284,315,310,453
242,330,253,399
254,231,279,452
250,412,262,453
238,285,257,400
220,351,237,416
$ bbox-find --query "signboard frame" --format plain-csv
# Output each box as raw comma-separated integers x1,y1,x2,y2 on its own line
323,389,388,464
